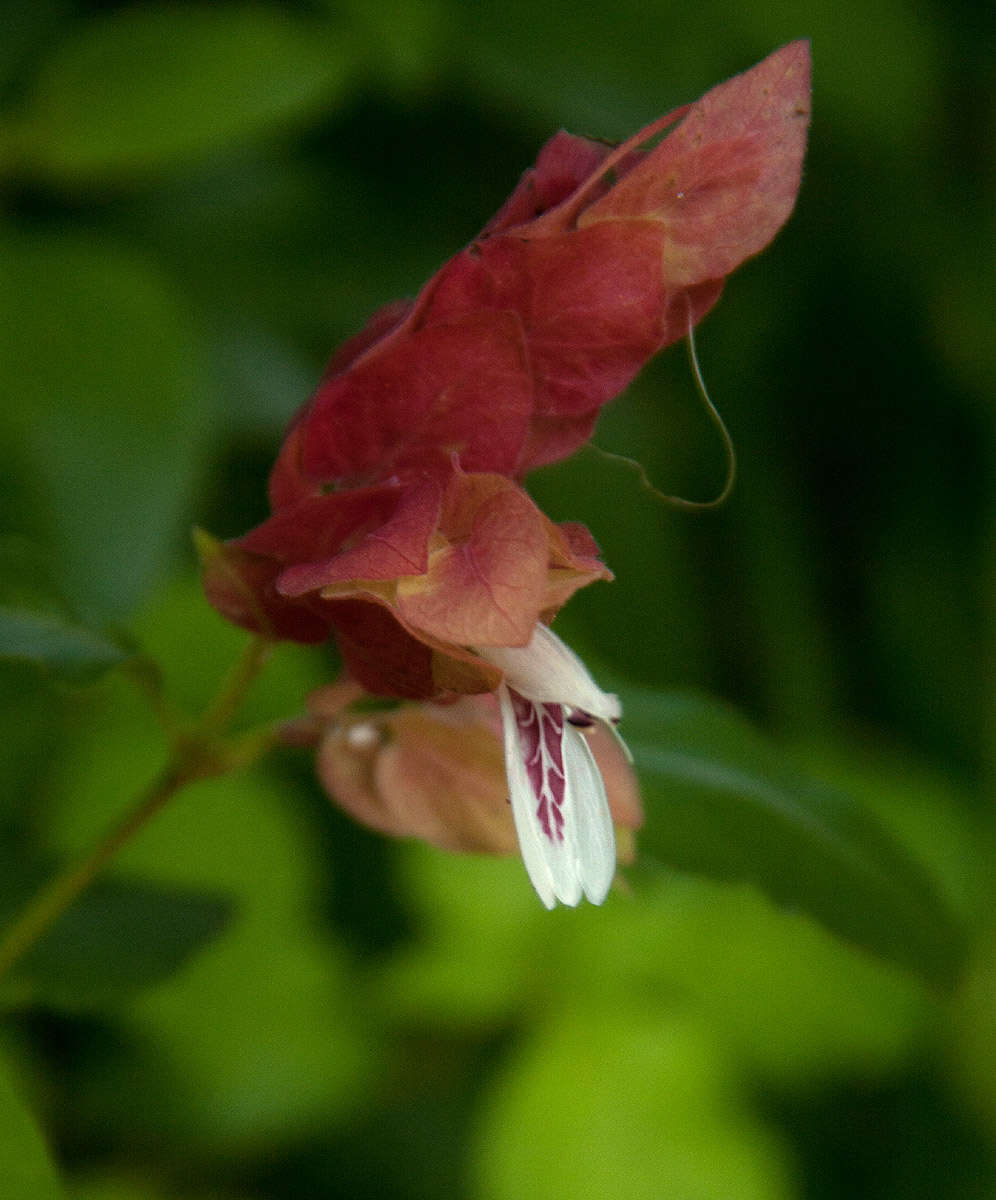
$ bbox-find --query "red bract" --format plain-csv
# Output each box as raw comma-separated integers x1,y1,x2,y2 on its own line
269,38,810,502
203,41,810,704
201,459,611,698
203,42,810,908
307,688,643,858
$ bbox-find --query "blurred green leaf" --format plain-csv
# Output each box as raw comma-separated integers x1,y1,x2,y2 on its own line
0,1053,63,1199
474,1006,792,1200
131,572,324,726
376,839,930,1093
67,1179,159,1200
0,537,70,615
457,0,940,152
44,675,372,1148
555,872,929,1091
0,233,211,623
456,0,737,137
0,607,127,682
949,927,996,1140
0,538,129,681
0,0,69,95
336,0,446,91
116,770,373,1149
0,863,234,1012
624,687,965,989
373,844,541,1030
7,4,353,182
66,1175,230,1200
0,664,64,828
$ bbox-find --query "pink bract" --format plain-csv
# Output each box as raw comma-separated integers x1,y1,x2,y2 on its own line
203,42,810,703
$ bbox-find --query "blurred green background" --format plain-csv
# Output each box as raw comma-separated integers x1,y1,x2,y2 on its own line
1,1,994,1197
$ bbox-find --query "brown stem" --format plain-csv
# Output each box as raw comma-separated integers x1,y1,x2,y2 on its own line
0,635,274,986
0,766,184,983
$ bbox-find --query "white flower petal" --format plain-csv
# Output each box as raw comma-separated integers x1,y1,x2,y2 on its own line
497,683,559,907
561,722,616,903
497,683,615,908
478,625,620,723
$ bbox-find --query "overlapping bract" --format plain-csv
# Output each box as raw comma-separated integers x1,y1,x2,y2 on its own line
306,683,643,860
202,462,610,698
203,41,811,704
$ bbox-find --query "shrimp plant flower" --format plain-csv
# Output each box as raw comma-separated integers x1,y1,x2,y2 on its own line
202,41,810,906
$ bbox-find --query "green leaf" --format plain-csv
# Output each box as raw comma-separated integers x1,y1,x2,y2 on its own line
334,0,446,91
0,862,234,1011
624,688,965,990
0,233,211,623
0,539,129,681
0,0,68,97
0,608,128,682
8,4,354,182
456,0,937,150
43,695,371,1146
0,1054,63,1199
474,1006,791,1200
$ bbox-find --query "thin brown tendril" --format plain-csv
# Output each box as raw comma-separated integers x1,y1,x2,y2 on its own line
586,307,737,511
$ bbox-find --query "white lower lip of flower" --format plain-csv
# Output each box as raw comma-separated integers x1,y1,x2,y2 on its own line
496,682,616,908
476,624,621,723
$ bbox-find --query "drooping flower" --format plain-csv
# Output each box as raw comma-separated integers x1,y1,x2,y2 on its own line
203,42,810,905
305,632,644,907
479,624,631,906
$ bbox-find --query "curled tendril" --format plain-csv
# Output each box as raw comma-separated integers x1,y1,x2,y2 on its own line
586,307,737,511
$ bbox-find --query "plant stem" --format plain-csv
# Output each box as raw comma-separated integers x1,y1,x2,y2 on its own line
0,635,273,986
0,766,185,983
199,636,272,738
123,654,181,737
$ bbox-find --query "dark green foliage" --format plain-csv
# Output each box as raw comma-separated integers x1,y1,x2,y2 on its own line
0,2,993,1197
627,689,965,989
0,861,234,1013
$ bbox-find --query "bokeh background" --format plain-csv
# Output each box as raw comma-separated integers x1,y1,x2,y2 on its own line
1,1,995,1197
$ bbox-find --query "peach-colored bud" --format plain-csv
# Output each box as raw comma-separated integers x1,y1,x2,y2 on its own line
316,696,519,854
312,684,642,865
